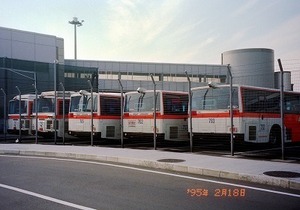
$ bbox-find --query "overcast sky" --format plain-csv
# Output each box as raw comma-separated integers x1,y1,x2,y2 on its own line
1,0,300,68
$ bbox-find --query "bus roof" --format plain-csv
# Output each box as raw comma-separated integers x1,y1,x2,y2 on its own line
191,84,300,94
12,94,36,101
40,91,75,98
71,91,121,97
125,89,188,95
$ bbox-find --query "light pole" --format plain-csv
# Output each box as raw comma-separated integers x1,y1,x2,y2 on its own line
69,17,84,60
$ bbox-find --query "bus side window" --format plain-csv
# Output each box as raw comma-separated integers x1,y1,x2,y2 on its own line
294,104,300,113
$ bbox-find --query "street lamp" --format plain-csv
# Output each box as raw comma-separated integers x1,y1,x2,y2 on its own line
69,17,84,60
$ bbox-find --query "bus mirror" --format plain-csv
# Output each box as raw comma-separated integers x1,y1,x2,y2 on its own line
79,90,89,95
137,87,146,94
208,82,217,89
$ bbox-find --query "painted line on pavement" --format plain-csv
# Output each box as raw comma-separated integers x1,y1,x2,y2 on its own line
0,183,96,210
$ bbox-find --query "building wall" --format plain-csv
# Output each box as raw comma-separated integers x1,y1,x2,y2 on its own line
0,27,64,64
65,59,228,92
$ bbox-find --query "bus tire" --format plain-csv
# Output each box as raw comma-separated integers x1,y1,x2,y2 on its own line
269,125,281,145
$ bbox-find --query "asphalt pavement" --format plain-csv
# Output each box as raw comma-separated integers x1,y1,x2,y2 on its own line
0,139,299,191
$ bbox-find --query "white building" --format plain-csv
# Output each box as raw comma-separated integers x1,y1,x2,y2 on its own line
0,26,64,64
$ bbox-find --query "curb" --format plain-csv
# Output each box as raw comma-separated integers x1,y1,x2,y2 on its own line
0,149,299,191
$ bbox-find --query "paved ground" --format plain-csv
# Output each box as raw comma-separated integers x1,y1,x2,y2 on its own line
0,142,299,191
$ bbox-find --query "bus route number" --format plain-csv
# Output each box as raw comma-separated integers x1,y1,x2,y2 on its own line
209,118,215,124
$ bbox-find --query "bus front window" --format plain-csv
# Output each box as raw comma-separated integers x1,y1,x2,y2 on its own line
125,92,160,112
9,100,26,114
38,98,54,113
192,87,238,110
70,95,98,112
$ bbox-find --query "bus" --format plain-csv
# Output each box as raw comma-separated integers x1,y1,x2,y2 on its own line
191,84,300,144
68,91,122,140
31,91,73,138
123,89,189,141
8,94,36,135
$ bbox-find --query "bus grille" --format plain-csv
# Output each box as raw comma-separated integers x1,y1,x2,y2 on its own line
106,126,115,138
46,120,52,129
24,120,30,129
249,126,256,141
169,126,178,139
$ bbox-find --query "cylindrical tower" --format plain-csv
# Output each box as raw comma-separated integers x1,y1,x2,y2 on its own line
221,48,274,88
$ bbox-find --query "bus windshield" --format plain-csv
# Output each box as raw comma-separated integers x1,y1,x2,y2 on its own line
100,96,121,116
163,93,188,115
70,95,98,112
8,100,27,114
33,98,54,113
192,87,238,110
125,92,160,112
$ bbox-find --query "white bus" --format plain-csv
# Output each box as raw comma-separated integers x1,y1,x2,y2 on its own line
123,89,189,141
31,91,73,138
8,94,36,135
191,84,300,144
68,91,122,140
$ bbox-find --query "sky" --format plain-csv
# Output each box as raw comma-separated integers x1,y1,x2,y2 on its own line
1,0,300,69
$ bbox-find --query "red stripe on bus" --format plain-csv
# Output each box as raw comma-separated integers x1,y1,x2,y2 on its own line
34,115,67,120
123,113,188,120
69,115,120,120
191,112,281,118
8,115,31,119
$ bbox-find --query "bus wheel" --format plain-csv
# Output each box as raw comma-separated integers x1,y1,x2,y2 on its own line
269,125,281,145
